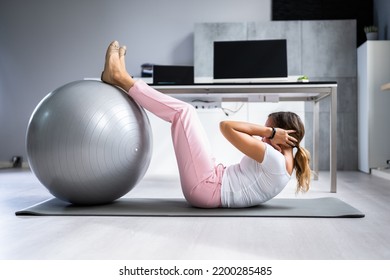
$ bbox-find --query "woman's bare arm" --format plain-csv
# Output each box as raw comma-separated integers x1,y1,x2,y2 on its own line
219,121,297,162
219,121,272,162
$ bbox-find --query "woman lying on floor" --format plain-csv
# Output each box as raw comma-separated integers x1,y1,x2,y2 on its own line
101,41,311,208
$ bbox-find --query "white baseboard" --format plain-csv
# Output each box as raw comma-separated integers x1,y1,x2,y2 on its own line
0,162,12,169
0,161,30,169
371,168,390,181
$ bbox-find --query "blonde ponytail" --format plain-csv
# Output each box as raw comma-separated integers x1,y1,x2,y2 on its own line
294,146,311,193
268,111,312,193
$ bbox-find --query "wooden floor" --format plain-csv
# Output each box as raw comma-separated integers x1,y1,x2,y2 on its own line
0,169,389,260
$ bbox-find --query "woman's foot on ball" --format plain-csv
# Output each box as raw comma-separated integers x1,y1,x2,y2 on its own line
101,40,134,91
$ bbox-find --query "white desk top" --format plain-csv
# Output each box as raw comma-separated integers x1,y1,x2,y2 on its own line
149,80,337,103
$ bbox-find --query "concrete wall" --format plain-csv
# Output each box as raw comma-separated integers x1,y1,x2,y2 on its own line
374,0,390,40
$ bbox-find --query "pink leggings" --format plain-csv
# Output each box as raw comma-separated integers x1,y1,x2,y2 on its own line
128,80,224,208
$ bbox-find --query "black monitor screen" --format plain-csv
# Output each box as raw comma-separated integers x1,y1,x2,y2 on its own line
213,39,288,79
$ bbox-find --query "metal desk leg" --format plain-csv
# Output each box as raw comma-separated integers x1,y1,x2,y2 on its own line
330,86,337,193
313,100,320,180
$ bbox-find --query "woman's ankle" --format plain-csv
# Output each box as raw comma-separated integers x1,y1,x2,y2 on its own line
118,73,135,92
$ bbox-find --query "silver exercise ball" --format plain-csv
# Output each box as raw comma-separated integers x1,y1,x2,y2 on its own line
26,80,152,205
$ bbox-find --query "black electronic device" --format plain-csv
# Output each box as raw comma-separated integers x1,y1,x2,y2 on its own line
213,39,288,82
153,65,194,85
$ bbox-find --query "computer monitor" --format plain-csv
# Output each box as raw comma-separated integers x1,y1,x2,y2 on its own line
213,39,288,82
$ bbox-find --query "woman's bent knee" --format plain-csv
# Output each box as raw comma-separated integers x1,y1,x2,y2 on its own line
184,180,222,209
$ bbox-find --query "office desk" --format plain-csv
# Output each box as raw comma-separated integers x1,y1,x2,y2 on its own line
151,82,338,193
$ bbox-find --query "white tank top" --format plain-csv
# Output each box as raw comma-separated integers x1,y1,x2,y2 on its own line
221,143,291,208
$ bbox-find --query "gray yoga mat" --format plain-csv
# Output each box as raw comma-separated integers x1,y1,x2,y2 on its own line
15,197,364,218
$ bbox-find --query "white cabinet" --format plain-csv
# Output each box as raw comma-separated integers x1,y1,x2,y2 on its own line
358,41,390,173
